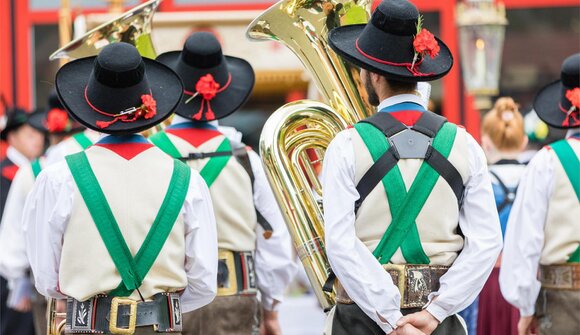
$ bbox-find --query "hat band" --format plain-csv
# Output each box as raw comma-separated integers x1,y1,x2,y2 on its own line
355,39,433,77
183,73,232,121
84,86,157,129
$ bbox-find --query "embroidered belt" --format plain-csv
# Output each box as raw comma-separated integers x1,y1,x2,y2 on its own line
335,264,449,309
539,263,580,290
217,249,257,297
65,292,182,334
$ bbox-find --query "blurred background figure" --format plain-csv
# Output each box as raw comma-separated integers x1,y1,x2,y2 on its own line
0,107,45,335
478,97,527,335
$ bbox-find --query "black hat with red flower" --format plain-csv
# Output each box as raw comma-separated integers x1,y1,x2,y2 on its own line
156,32,255,121
1,107,46,140
328,0,453,82
534,53,580,129
55,42,183,135
42,90,85,135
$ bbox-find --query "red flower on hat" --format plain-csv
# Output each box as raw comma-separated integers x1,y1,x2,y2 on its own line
566,88,580,110
46,108,70,132
196,74,221,101
140,94,157,119
413,29,440,59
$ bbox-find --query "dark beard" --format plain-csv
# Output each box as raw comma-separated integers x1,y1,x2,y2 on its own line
363,71,380,106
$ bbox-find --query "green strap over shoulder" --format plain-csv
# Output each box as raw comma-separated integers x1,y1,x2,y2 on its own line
65,152,191,296
31,159,42,179
549,139,580,263
72,132,94,149
355,122,457,264
151,131,232,188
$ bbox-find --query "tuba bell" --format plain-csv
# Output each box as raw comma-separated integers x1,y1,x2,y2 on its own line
247,0,375,309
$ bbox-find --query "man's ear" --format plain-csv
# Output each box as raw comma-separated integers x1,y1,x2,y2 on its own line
370,72,382,85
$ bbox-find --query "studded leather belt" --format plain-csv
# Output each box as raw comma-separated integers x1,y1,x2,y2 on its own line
335,264,449,309
217,249,257,297
539,263,580,290
66,292,182,334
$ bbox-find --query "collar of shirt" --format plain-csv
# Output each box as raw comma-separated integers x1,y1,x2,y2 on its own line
95,134,153,160
376,94,427,112
566,128,580,139
171,115,219,129
6,146,30,167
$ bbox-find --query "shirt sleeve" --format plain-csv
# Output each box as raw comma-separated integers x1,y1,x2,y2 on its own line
0,167,33,280
22,162,73,299
180,170,218,313
425,134,503,322
248,150,297,311
322,131,403,334
499,149,553,317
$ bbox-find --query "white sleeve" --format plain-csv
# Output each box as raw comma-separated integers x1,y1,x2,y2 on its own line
0,168,33,280
248,150,297,311
180,170,218,313
22,162,73,299
499,149,553,317
426,134,503,321
323,131,403,334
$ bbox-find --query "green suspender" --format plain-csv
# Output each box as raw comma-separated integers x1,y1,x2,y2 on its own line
550,139,580,263
354,122,457,264
31,159,42,178
150,131,232,187
65,152,191,296
72,132,94,149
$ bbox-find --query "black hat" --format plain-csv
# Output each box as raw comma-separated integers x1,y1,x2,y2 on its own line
328,0,453,82
156,32,255,121
42,89,85,134
55,42,183,135
533,53,580,129
1,108,46,140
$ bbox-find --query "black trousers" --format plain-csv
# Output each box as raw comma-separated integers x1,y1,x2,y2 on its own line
1,276,35,335
332,303,466,335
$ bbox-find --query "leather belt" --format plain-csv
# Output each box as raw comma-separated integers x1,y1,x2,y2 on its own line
217,249,257,296
66,292,182,334
539,263,580,290
336,264,449,309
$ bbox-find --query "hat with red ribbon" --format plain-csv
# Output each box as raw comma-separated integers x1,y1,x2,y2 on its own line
534,53,580,129
327,0,453,82
156,32,255,121
55,42,183,135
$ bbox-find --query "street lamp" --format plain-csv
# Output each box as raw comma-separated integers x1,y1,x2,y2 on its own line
457,0,508,110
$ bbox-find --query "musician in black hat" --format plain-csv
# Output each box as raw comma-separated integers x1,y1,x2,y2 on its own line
22,42,218,334
500,53,580,335
152,31,295,335
0,107,45,335
322,0,502,334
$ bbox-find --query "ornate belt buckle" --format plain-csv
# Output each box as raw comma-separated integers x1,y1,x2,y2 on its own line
109,297,137,334
383,264,407,306
217,250,238,296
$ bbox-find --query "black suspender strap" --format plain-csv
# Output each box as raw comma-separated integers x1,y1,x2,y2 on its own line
360,112,408,137
424,146,465,207
233,146,274,239
180,151,233,161
354,146,400,214
412,112,447,137
489,170,518,212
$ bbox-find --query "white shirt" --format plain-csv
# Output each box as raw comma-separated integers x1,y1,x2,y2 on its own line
5,146,30,168
322,96,502,334
170,116,297,311
22,136,218,313
499,129,580,317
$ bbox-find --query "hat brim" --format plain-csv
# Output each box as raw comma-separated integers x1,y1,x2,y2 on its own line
328,24,453,82
55,56,183,135
0,111,46,140
533,80,576,129
156,52,255,121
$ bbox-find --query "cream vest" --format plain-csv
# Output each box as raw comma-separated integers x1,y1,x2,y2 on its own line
349,125,471,266
59,146,187,301
540,139,580,265
163,131,257,252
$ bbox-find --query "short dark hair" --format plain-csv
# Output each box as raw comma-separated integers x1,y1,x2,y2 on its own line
386,78,417,94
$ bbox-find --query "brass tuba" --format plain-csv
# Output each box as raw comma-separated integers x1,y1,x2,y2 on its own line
47,2,162,334
247,0,374,309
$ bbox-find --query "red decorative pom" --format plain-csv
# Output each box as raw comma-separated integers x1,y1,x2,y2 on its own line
46,108,69,132
566,88,580,110
195,74,221,101
141,94,157,119
413,28,440,59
